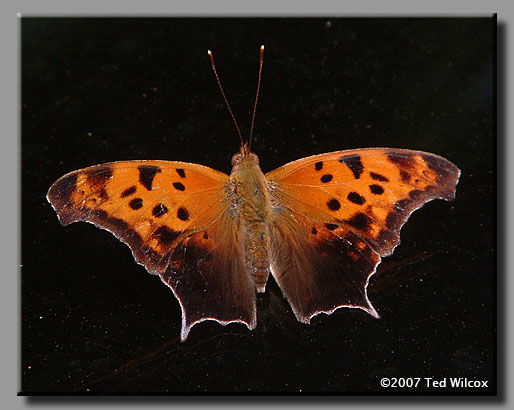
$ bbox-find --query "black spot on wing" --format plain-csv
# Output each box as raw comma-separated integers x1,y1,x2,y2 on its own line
98,189,108,200
152,203,168,217
173,182,185,191
339,155,363,179
154,226,180,246
387,153,416,169
327,198,341,211
324,223,338,231
129,198,143,210
370,172,389,182
321,174,333,183
138,165,161,191
176,168,186,178
86,166,113,188
347,192,366,205
177,207,189,221
369,184,384,195
345,212,372,232
120,185,137,198
400,170,411,182
385,209,403,230
311,227,318,235
409,189,424,200
315,161,323,171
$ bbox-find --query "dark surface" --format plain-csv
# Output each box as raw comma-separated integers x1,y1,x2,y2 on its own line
21,18,495,394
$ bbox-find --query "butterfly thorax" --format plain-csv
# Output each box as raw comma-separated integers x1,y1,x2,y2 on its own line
230,152,271,292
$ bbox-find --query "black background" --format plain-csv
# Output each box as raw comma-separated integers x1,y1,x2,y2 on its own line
21,18,495,394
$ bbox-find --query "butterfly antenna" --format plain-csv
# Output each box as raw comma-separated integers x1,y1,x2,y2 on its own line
248,45,264,151
207,49,244,149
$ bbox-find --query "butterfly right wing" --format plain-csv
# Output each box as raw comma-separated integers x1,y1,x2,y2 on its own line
47,160,256,341
266,148,459,323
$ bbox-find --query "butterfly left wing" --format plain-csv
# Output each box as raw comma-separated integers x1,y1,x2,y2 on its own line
268,208,381,322
163,211,257,341
266,148,460,323
47,160,256,341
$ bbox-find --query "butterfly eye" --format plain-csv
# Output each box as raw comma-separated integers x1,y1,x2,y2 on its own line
231,153,242,166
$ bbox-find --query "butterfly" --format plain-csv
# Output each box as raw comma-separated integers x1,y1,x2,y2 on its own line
47,46,460,341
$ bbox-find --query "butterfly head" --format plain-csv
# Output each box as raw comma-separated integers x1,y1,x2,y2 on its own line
232,142,259,168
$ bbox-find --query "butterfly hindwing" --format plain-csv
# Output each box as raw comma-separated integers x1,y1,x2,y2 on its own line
161,211,257,341
267,148,460,319
269,208,380,323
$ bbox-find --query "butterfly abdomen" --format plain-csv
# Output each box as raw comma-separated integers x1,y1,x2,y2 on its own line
241,222,270,293
230,155,272,292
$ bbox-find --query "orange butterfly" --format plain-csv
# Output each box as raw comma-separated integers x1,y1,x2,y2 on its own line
47,46,460,341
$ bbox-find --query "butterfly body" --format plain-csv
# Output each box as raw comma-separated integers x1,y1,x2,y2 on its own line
229,148,272,292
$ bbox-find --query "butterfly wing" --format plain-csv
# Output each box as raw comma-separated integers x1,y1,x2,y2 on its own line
47,160,256,341
266,148,460,322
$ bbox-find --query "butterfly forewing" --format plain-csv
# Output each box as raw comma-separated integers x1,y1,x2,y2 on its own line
47,160,228,269
266,148,460,256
